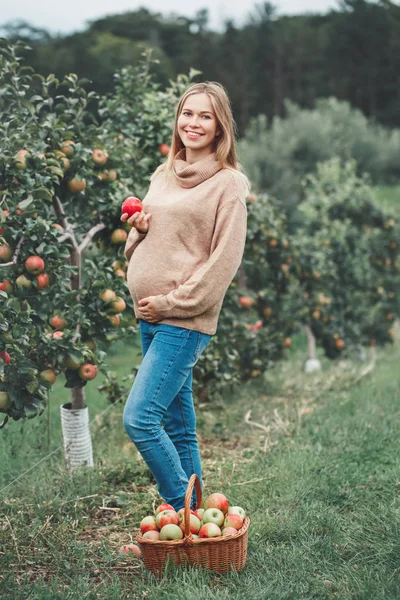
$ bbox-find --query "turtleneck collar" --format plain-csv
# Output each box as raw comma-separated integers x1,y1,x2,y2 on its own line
173,149,222,188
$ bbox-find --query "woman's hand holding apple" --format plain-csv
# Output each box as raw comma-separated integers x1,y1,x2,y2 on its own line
121,210,152,234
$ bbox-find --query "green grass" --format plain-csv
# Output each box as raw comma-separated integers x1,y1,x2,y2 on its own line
0,331,400,599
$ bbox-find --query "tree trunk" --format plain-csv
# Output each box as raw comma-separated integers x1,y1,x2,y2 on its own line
305,325,316,360
69,225,84,409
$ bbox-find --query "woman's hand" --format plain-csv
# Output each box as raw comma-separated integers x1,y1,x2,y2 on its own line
138,296,162,323
121,210,152,234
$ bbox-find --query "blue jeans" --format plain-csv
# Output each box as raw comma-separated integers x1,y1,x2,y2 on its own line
123,320,212,511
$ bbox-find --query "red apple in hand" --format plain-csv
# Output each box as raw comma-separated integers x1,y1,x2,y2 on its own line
121,197,143,218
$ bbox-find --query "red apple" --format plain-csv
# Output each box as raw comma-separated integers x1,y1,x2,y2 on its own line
119,543,141,557
114,269,126,279
110,297,126,314
222,527,238,536
106,314,120,327
49,315,66,329
0,280,13,294
239,296,254,308
37,273,50,289
140,516,158,534
40,369,57,384
227,506,246,519
0,244,12,262
100,289,117,302
223,513,243,530
111,229,128,244
177,508,197,521
25,256,45,275
121,197,143,218
0,351,11,365
159,143,170,156
202,508,225,527
78,364,98,381
179,513,201,534
204,493,229,514
52,331,64,339
14,149,30,169
67,176,86,193
156,503,175,514
194,508,204,521
159,524,183,541
92,149,108,165
0,391,10,410
199,523,222,538
142,530,160,540
155,510,179,529
60,140,75,157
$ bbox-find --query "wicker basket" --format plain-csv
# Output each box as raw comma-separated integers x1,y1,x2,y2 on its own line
137,474,250,575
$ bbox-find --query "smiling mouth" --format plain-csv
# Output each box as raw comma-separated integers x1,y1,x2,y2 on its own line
185,131,203,138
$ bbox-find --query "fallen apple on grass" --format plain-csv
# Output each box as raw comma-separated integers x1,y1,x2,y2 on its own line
119,543,141,557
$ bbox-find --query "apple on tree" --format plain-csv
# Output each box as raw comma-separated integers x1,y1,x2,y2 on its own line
0,391,11,411
0,244,12,262
78,364,98,381
111,229,128,244
0,280,13,294
0,351,11,365
49,315,66,329
37,273,50,290
91,149,108,165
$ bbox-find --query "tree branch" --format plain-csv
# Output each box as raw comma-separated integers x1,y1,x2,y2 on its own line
78,223,106,253
0,236,24,268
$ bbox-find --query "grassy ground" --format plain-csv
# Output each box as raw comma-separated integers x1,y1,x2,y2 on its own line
0,326,399,599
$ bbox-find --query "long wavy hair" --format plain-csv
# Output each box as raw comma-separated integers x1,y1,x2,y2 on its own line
162,81,250,192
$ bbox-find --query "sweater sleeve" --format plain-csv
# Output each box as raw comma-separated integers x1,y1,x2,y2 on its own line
124,228,147,261
153,198,247,319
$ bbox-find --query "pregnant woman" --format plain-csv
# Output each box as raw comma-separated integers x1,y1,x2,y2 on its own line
122,81,249,511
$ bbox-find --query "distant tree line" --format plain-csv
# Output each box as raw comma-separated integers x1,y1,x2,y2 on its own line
2,0,400,133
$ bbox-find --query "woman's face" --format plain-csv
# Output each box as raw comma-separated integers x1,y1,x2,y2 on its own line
177,93,219,160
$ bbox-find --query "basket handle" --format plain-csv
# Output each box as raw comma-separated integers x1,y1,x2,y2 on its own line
183,473,202,538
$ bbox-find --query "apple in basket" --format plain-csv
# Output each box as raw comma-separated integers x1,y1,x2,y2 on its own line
179,513,201,534
199,523,222,538
202,508,225,527
140,516,158,533
222,527,238,536
224,513,244,530
143,530,160,540
194,508,204,521
159,524,183,541
227,506,246,520
204,492,229,514
177,508,196,521
156,503,175,514
155,510,179,529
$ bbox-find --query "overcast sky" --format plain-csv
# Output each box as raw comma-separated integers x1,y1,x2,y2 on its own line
1,0,339,34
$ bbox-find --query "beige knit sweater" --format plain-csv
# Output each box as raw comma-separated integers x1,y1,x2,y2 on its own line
124,150,248,335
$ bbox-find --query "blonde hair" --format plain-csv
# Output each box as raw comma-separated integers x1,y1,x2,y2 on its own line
162,81,250,193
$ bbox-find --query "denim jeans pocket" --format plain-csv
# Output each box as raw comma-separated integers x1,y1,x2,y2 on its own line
193,333,212,362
